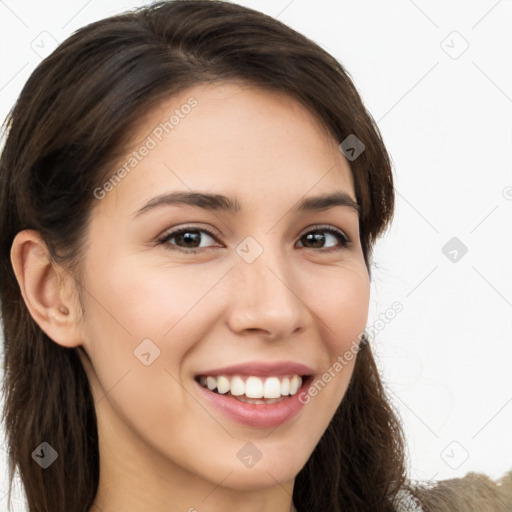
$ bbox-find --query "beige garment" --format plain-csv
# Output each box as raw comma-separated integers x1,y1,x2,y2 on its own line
394,487,424,511
290,488,424,511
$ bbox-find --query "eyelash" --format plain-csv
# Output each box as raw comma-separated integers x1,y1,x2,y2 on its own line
158,224,351,254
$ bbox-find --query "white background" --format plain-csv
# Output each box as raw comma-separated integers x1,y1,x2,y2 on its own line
1,0,511,509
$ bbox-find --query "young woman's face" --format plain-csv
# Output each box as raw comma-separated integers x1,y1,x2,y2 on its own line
77,82,370,508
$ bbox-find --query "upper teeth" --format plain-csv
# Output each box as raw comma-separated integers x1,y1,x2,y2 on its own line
198,375,303,398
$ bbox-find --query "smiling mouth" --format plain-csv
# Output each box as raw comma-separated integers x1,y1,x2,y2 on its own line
193,372,314,427
194,373,311,404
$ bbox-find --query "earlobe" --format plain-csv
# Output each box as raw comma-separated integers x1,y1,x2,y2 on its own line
10,229,83,348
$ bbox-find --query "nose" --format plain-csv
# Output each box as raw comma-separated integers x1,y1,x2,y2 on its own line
225,241,307,340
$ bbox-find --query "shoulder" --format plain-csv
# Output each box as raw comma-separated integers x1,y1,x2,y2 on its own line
393,486,425,512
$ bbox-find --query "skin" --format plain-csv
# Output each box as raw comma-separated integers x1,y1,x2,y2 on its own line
11,82,370,512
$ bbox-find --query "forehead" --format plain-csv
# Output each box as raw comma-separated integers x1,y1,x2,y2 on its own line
96,81,355,217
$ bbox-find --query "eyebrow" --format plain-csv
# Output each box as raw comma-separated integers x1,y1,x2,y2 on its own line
133,190,360,217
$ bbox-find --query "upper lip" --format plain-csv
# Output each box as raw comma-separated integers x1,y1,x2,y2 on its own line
194,361,315,378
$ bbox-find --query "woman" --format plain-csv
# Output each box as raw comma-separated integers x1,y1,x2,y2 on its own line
1,1,430,510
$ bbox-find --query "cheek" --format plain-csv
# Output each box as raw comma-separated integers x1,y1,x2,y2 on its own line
79,253,231,402
299,265,369,414
82,250,223,343
77,256,224,446
310,264,370,351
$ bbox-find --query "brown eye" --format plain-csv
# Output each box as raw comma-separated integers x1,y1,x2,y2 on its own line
159,227,219,253
297,227,350,251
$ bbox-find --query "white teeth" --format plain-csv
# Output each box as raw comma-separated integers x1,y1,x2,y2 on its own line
281,377,290,396
197,374,304,398
289,375,301,395
230,376,245,396
206,376,216,391
216,375,230,394
263,377,282,399
245,376,263,398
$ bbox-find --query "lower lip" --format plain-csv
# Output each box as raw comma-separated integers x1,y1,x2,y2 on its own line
194,376,312,428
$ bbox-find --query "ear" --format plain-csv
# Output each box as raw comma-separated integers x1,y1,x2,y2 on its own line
10,229,83,348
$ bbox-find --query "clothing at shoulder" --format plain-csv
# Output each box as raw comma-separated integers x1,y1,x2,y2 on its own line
292,488,423,512
394,487,424,512
291,486,424,511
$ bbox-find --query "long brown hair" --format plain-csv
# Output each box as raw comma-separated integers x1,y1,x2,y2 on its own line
1,1,416,510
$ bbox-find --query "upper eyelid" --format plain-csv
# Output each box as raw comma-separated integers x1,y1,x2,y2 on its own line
159,224,220,241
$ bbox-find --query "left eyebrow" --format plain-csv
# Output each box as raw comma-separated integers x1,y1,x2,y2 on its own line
296,191,360,214
132,190,360,217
